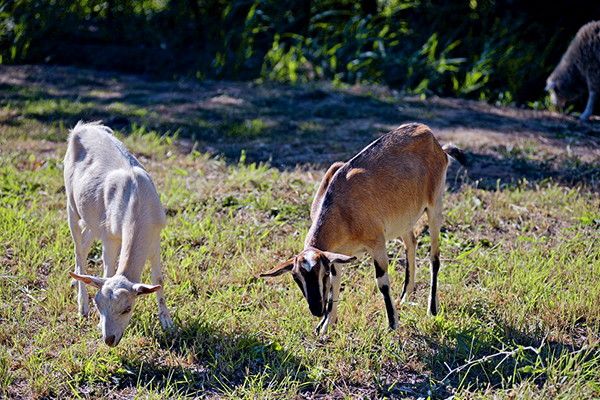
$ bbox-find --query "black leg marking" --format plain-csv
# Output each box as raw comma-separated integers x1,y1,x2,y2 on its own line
400,249,410,299
430,254,440,316
379,285,396,329
374,260,386,279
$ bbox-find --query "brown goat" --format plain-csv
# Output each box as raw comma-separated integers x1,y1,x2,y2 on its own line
260,123,467,334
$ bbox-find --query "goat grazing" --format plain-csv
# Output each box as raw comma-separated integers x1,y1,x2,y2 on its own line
65,121,173,347
260,123,466,334
546,21,600,121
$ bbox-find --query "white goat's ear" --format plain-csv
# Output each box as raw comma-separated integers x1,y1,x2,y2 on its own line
259,258,294,277
69,272,106,289
132,283,161,296
322,251,357,265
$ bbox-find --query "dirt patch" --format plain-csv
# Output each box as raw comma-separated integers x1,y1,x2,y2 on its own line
1,64,599,189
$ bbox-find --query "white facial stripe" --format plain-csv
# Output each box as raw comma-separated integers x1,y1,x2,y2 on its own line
301,250,318,271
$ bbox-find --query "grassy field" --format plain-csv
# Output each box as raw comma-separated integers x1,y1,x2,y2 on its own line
1,65,600,399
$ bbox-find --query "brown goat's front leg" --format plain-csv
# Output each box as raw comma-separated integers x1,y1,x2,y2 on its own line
372,245,398,330
315,264,342,335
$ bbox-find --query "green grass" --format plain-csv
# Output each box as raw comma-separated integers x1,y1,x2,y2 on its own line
2,132,599,399
1,66,600,398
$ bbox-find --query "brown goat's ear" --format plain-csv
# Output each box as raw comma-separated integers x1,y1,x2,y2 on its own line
322,251,357,265
259,258,294,277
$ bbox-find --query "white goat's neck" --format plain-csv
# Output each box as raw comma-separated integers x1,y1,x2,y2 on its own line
116,217,155,282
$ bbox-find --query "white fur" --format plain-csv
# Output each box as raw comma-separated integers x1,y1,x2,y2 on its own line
65,121,173,347
301,250,318,271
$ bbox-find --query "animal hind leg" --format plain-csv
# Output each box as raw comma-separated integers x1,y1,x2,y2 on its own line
400,230,416,304
101,235,120,278
426,204,443,316
372,243,398,330
68,205,95,317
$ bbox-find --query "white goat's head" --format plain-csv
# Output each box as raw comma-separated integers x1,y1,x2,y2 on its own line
70,272,160,347
260,248,356,318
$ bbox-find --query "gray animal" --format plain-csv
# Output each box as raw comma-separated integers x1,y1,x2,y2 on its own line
546,21,600,121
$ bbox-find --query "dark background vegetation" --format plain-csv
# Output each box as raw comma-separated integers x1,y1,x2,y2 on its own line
2,1,600,107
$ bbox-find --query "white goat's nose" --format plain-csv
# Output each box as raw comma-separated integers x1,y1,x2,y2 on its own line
105,335,116,347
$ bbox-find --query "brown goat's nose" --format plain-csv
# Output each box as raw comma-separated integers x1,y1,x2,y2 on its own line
105,335,116,347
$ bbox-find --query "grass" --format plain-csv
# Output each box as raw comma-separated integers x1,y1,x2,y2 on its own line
1,65,600,398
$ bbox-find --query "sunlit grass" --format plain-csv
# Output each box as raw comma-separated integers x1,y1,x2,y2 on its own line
1,65,599,398
1,125,599,398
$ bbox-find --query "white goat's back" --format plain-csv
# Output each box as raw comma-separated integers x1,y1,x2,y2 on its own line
64,121,166,249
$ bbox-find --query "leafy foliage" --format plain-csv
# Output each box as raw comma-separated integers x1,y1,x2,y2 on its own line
1,0,600,105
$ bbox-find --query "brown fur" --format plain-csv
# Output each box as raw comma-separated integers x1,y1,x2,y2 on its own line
261,122,463,333
307,123,448,255
310,161,345,221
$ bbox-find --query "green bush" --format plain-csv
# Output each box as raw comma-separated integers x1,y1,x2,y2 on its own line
1,0,598,106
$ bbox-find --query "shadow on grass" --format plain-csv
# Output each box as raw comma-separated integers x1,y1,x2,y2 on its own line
463,151,600,190
417,303,600,397
108,316,309,397
2,65,599,190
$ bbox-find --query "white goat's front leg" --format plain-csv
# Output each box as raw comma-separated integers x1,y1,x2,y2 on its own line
315,264,342,335
581,89,597,121
101,236,120,278
400,230,417,304
68,206,95,317
427,205,443,316
372,244,399,330
150,239,173,329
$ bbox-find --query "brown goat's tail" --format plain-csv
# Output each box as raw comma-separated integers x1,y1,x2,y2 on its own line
442,143,468,167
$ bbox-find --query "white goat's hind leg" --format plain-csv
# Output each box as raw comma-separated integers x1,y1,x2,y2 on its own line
150,238,173,329
68,205,95,316
316,264,342,335
426,205,443,316
372,243,399,330
581,89,596,120
101,236,120,278
400,230,417,304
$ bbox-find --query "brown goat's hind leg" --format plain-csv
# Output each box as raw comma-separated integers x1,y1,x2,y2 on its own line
372,244,398,330
400,230,416,303
426,205,443,316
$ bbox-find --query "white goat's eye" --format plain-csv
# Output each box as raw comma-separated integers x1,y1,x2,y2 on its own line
122,306,132,315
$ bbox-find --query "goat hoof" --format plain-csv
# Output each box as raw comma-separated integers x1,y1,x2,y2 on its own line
161,317,174,330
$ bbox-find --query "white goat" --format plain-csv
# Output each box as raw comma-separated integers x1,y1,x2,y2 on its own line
546,21,600,120
260,123,466,334
65,121,173,347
